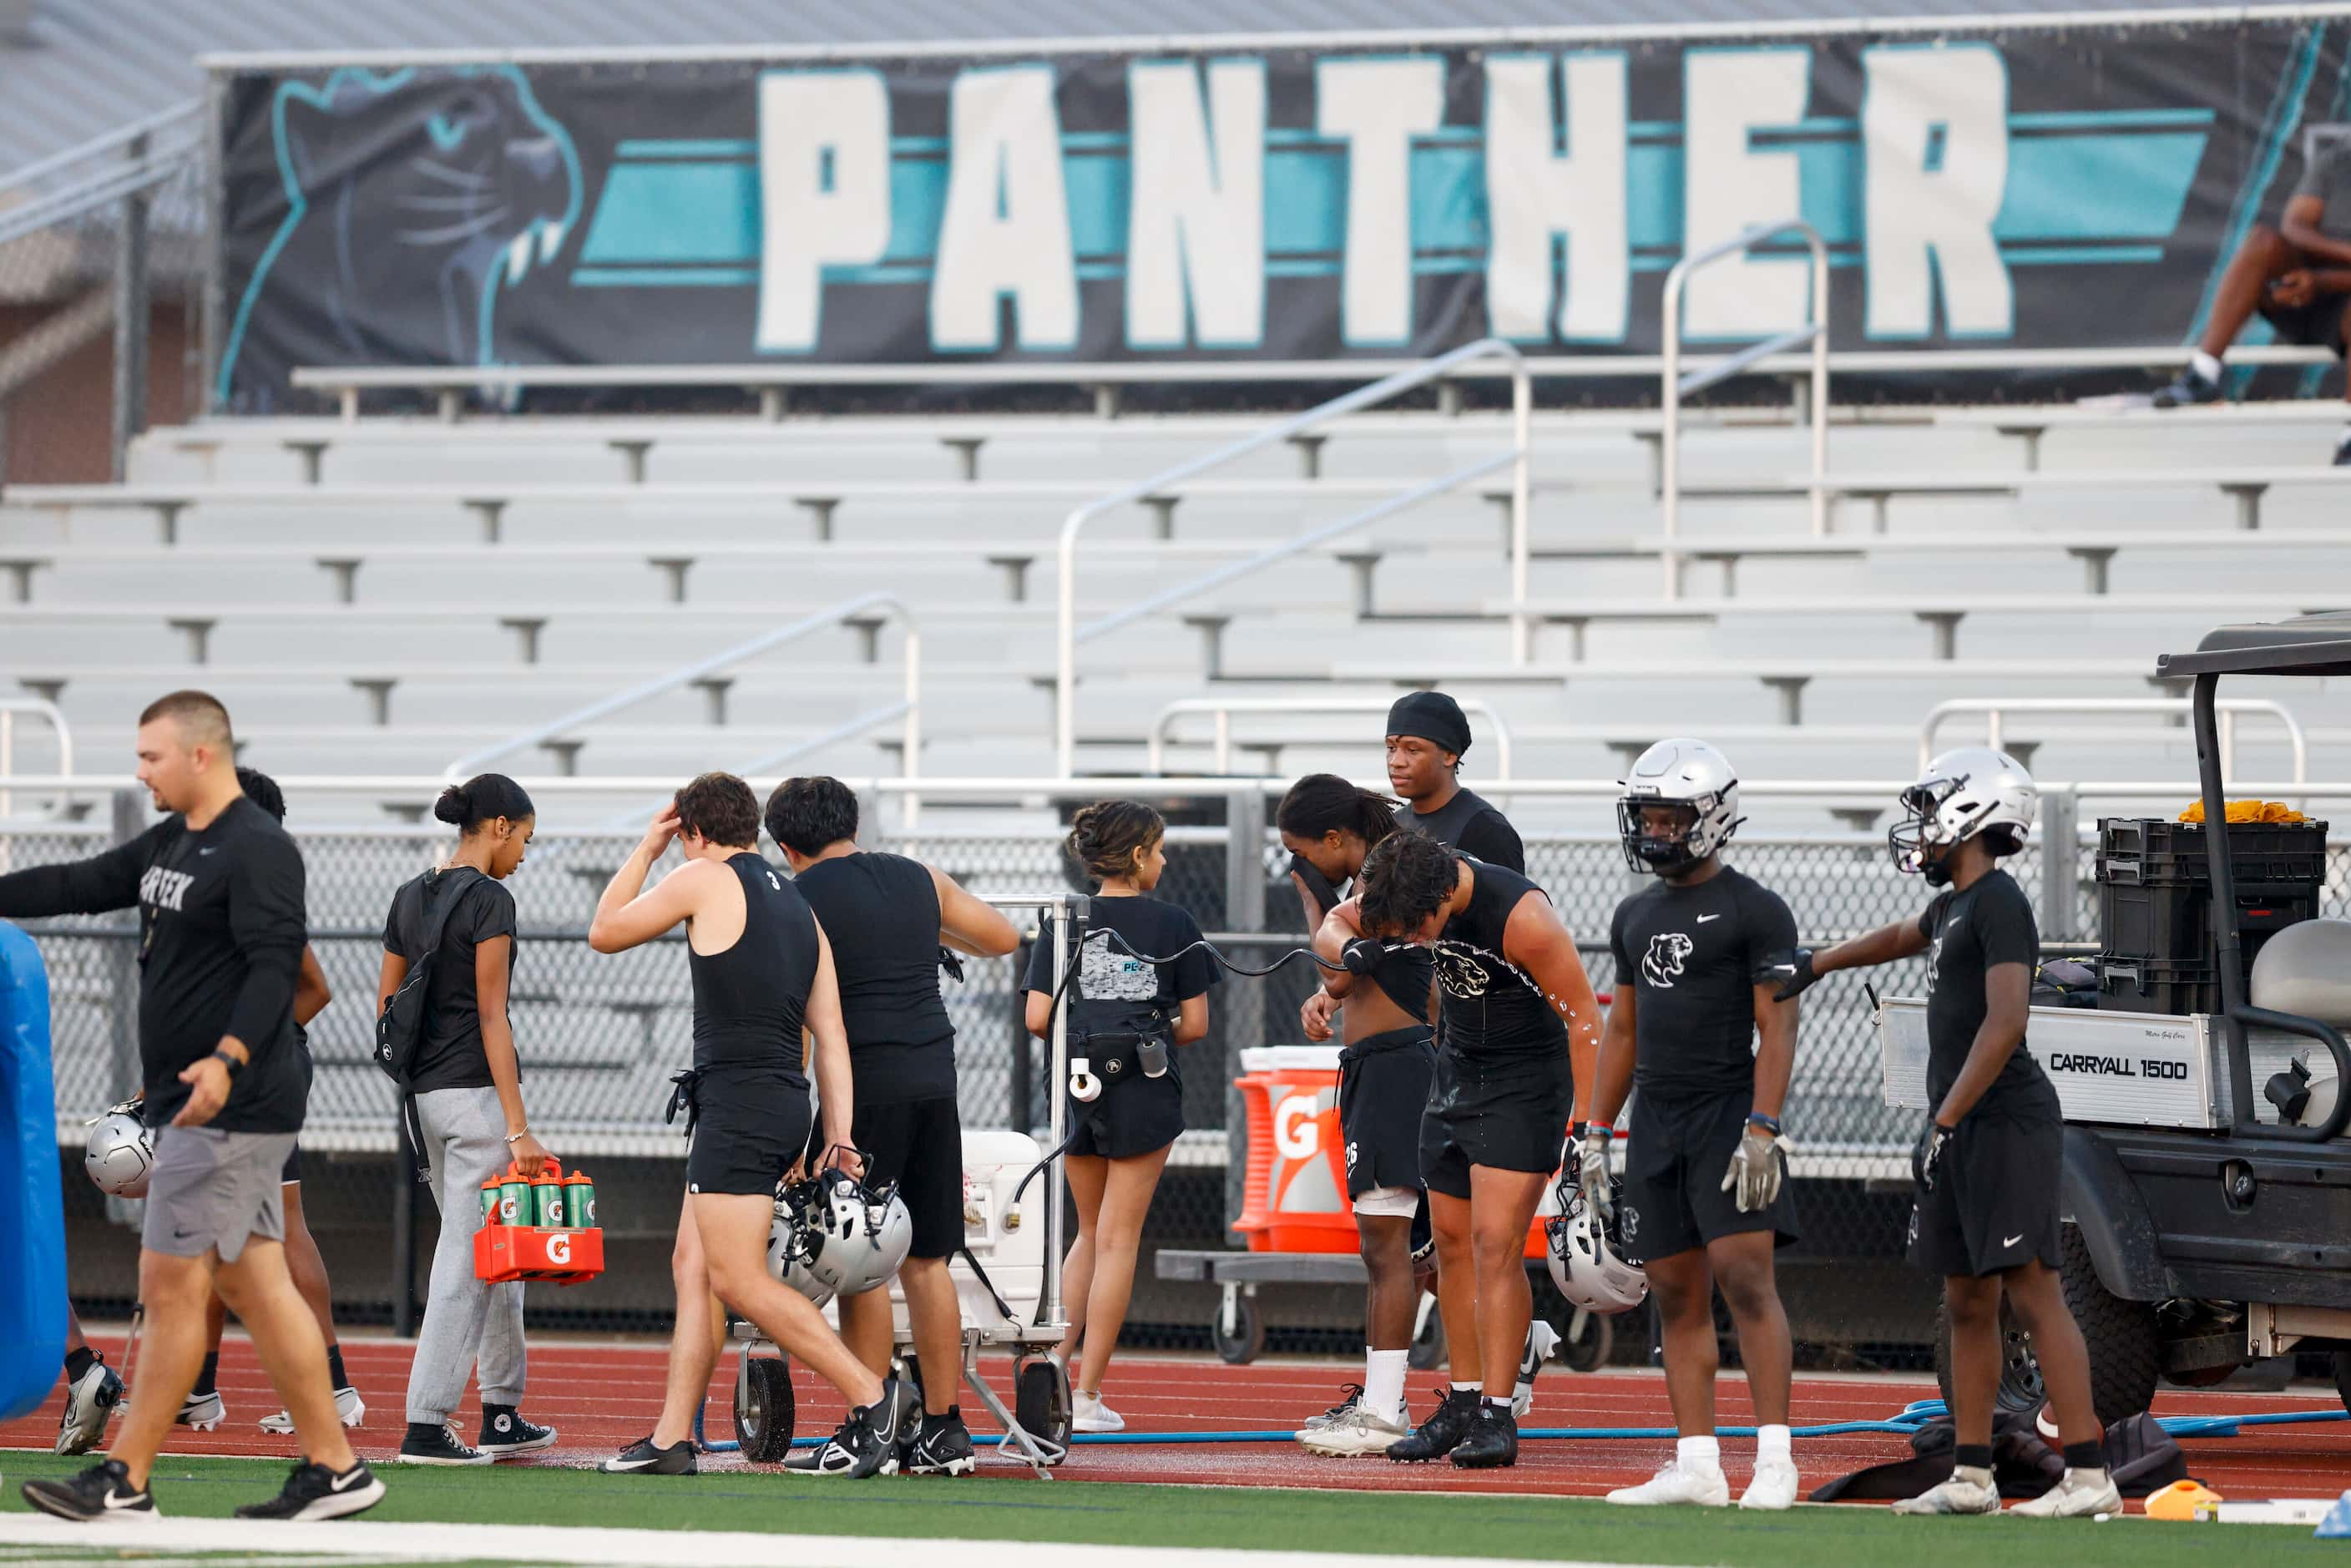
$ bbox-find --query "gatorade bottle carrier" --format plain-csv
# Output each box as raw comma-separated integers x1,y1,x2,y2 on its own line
473,1157,605,1286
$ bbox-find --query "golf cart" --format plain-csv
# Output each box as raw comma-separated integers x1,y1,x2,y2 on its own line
1878,612,2351,1427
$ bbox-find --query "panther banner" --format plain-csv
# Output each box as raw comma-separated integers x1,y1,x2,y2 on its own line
210,10,2351,409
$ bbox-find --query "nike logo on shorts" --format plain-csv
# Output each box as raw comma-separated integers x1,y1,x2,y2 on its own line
2002,1234,2024,1248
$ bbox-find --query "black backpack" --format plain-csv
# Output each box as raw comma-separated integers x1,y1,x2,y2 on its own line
374,867,485,1089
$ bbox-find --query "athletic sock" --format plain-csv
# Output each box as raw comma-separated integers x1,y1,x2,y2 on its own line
63,1346,98,1383
2192,350,2224,384
1363,1349,1408,1426
1450,1379,1479,1395
325,1345,349,1390
2061,1439,2104,1471
1483,1395,1511,1413
1954,1443,1993,1472
1676,1434,1722,1474
1757,1424,1792,1461
193,1352,220,1398
1954,1463,1995,1489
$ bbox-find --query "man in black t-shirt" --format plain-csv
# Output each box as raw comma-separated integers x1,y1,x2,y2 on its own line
1385,690,1524,872
767,776,1019,1478
1584,741,1800,1510
0,692,382,1525
1774,747,2116,1520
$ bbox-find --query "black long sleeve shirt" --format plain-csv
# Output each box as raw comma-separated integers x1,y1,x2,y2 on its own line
0,797,307,1132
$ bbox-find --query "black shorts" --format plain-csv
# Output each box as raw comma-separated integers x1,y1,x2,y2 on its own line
1340,1026,1436,1199
685,1065,814,1196
280,1145,301,1186
1068,1066,1184,1161
1907,1099,2063,1279
1619,1088,1797,1266
2259,291,2351,358
819,1095,963,1261
1419,1050,1572,1201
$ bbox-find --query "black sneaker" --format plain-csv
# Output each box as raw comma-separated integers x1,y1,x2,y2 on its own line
2152,365,2222,407
397,1421,493,1465
1385,1388,1480,1463
478,1404,558,1456
599,1434,697,1475
904,1411,978,1476
234,1459,385,1520
21,1459,154,1521
1450,1403,1519,1469
794,1375,919,1479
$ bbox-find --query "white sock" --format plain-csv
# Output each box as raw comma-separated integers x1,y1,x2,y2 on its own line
1451,1379,1478,1394
2192,350,2224,382
1677,1434,1722,1473
1364,1349,1408,1426
1954,1463,1994,1487
2068,1465,2109,1486
1757,1424,1792,1461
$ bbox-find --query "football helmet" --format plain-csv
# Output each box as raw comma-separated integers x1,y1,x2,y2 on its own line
1546,1176,1647,1313
1891,746,2036,885
1617,739,1742,877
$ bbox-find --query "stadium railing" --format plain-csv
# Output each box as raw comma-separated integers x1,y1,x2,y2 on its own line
1918,697,2307,782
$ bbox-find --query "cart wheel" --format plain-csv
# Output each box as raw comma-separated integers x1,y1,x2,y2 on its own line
1559,1308,1613,1373
733,1353,796,1463
1407,1297,1447,1372
1016,1354,1073,1459
1211,1295,1267,1364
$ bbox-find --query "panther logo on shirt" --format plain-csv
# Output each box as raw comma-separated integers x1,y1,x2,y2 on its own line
1432,942,1494,999
1641,933,1694,988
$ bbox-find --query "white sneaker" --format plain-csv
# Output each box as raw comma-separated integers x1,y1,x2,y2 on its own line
53,1360,124,1455
1296,1384,1368,1437
1739,1454,1800,1510
1298,1402,1409,1457
176,1391,225,1431
259,1386,367,1433
1072,1390,1125,1434
2008,1469,2121,1519
1891,1469,2002,1515
1511,1319,1562,1419
1607,1461,1732,1506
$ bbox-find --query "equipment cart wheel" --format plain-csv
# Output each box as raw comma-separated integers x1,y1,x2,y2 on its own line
2333,1350,2351,1418
1211,1287,1267,1364
1559,1307,1613,1373
733,1353,796,1463
1934,1223,2156,1429
1407,1297,1447,1371
1015,1353,1074,1459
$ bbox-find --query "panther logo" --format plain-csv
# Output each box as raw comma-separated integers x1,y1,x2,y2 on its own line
1641,933,1694,988
1620,1205,1640,1242
1433,942,1494,999
219,64,584,402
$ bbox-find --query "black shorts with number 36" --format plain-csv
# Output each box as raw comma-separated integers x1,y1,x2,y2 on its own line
1907,1097,2063,1279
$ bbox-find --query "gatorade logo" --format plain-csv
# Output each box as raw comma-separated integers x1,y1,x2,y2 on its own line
498,1196,517,1224
1274,1094,1319,1161
545,1233,573,1265
547,1195,564,1225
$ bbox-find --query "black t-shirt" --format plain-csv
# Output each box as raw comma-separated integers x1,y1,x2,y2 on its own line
0,797,307,1133
1609,866,1796,1098
1433,856,1569,1066
1024,895,1222,1036
1362,941,1436,1027
1397,787,1524,873
794,852,958,1105
1919,868,2055,1115
382,868,518,1095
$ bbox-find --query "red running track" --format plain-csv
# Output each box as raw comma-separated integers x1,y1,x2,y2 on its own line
7,1331,2347,1505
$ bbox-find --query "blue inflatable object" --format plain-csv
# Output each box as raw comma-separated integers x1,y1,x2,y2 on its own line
2317,1490,2351,1538
0,921,67,1420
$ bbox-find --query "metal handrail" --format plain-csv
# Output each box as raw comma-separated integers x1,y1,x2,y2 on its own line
1919,697,2307,784
1145,696,1514,779
1054,336,1531,776
0,699,74,823
0,102,200,196
443,591,919,783
1660,220,1831,597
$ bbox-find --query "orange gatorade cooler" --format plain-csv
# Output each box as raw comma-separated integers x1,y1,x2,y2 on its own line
1231,1046,1354,1253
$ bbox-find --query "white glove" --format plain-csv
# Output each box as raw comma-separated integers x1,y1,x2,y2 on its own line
1575,1123,1613,1221
1721,1126,1787,1214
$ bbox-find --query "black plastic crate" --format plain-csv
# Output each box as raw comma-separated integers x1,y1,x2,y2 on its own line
2096,954,2221,1016
2095,817,2329,887
2100,880,2320,964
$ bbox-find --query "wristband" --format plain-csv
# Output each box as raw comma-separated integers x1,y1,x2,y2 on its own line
505,1128,530,1145
1747,1112,1782,1136
210,1050,244,1080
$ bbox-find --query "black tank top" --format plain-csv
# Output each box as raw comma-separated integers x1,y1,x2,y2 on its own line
792,852,958,1104
689,852,818,1075
1433,856,1570,1065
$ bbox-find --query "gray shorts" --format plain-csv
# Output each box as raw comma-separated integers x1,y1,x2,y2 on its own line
141,1125,297,1264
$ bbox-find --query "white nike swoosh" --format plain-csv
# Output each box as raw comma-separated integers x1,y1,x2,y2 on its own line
331,1469,367,1492
1696,913,1721,923
2003,1234,2024,1247
602,1455,661,1471
102,1490,148,1510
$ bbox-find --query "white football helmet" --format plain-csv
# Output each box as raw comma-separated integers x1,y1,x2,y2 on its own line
1618,738,1743,876
1892,746,2037,885
791,1168,914,1297
1546,1179,1647,1313
84,1105,154,1198
767,1185,834,1308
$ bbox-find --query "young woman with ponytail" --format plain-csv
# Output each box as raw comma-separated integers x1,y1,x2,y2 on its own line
1022,801,1221,1434
377,773,552,1466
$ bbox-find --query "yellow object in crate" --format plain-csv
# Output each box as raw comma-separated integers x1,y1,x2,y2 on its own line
2179,800,2306,824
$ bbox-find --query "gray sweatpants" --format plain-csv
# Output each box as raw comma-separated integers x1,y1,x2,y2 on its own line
405,1085,527,1425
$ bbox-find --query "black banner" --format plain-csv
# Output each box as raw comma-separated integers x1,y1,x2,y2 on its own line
213,14,2351,408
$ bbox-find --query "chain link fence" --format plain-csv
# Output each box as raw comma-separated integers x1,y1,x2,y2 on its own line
24,805,2349,1352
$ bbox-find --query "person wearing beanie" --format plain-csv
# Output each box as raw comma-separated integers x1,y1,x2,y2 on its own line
1383,691,1524,873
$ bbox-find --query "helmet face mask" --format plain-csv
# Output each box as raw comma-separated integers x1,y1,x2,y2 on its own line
786,1167,913,1297
1617,739,1742,878
1545,1178,1648,1313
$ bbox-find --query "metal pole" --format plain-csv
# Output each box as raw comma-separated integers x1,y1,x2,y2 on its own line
392,1113,419,1336
111,133,152,481
201,74,227,413
1042,895,1083,1329
901,630,922,832
1509,353,1532,664
1659,270,1684,599
1009,938,1034,1134
107,788,144,1103
2037,786,2079,943
1807,230,1831,539
2192,675,2255,1132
